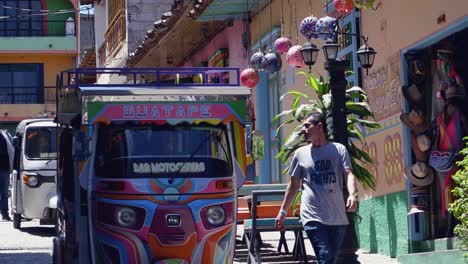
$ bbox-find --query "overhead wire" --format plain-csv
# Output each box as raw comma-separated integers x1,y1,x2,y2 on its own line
0,5,87,13
0,6,91,21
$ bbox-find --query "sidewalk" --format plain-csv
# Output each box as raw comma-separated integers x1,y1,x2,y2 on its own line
234,225,398,264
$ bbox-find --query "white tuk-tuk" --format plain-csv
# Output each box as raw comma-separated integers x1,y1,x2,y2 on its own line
11,119,57,229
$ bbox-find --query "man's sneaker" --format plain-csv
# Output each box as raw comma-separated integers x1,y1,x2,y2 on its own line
1,214,12,221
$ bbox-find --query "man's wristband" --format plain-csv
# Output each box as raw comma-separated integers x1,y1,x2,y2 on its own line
279,209,287,216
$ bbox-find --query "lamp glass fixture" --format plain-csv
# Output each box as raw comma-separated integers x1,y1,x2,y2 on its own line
322,40,340,61
300,42,319,67
356,44,377,69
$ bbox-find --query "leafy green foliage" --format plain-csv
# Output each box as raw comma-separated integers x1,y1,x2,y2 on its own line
448,137,468,255
274,72,379,190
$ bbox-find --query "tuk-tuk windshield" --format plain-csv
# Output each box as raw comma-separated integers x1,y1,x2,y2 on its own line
95,123,233,179
25,127,57,159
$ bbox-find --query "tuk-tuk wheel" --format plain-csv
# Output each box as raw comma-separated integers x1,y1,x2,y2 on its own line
53,237,63,264
12,213,21,229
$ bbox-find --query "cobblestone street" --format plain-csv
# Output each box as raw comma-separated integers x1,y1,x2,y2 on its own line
0,219,53,263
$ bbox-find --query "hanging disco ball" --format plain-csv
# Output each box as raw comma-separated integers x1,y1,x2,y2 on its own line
262,51,282,73
240,68,259,88
286,45,305,68
316,16,337,40
274,37,293,54
250,51,265,71
334,0,354,13
299,15,319,41
354,0,376,9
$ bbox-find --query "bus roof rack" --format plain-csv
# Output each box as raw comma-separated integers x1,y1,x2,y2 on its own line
57,67,242,90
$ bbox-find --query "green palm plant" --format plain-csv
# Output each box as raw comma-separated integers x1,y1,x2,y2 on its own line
274,72,380,191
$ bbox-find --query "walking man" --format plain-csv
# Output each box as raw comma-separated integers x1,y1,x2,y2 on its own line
0,130,14,221
275,112,358,264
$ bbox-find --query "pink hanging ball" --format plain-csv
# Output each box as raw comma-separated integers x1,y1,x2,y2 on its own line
286,45,305,68
334,0,354,13
274,37,292,54
240,68,259,88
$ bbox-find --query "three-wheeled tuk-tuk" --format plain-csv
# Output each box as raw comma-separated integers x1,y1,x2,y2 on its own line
53,68,251,264
11,118,57,229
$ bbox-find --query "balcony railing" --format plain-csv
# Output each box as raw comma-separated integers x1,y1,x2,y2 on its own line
45,86,56,104
0,20,76,37
108,0,125,25
104,12,126,56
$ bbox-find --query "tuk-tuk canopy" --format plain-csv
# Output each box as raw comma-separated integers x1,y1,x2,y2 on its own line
56,68,251,127
15,119,54,135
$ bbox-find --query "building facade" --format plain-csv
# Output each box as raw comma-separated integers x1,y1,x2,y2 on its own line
81,0,468,262
0,0,79,134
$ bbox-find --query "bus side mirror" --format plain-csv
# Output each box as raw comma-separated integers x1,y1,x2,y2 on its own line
73,131,89,161
12,136,18,147
251,130,264,160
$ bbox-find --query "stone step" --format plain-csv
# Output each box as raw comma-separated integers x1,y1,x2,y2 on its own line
397,249,467,264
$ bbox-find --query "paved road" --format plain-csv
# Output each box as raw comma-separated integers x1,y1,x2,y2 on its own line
0,219,53,263
0,218,398,264
234,225,399,264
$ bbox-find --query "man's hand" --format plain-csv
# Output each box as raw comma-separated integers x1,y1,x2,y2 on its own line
346,195,358,212
275,214,286,231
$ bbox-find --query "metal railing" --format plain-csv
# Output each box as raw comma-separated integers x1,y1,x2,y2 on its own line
58,67,242,90
0,20,76,37
105,12,126,56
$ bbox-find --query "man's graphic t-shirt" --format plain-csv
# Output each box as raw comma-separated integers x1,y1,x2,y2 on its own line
289,142,351,226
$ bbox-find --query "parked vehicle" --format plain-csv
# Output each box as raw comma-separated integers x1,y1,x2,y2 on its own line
53,68,250,264
11,119,57,229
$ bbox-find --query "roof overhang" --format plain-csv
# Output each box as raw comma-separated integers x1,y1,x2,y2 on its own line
126,0,228,69
192,0,269,22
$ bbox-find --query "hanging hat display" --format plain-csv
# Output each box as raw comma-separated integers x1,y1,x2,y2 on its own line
250,51,265,71
299,16,319,41
240,68,259,88
316,16,337,40
262,51,282,73
406,52,427,86
334,0,354,13
410,131,429,162
404,161,434,187
402,84,425,109
286,45,305,68
400,109,430,134
274,37,293,54
354,0,376,9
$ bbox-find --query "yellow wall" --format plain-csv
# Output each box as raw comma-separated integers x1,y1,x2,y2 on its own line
251,0,467,198
0,54,74,119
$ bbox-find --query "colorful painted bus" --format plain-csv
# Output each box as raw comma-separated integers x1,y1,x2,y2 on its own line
53,68,251,264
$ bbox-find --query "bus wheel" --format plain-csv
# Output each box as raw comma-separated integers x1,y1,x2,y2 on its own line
13,213,21,229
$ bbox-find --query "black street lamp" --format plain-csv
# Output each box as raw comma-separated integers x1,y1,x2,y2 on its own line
299,42,319,72
300,28,377,264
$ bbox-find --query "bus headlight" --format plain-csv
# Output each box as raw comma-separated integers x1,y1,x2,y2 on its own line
116,207,136,228
206,205,225,225
23,175,39,187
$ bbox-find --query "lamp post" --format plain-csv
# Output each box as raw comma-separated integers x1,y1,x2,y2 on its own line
301,35,376,264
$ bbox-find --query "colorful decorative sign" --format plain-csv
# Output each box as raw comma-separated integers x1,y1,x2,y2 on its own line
86,101,246,125
364,53,402,122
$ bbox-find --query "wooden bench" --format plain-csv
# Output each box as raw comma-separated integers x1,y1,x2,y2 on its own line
243,190,308,264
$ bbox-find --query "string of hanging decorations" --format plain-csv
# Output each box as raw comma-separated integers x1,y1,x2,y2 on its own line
240,0,379,88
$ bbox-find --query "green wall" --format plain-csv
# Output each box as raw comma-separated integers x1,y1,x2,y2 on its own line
46,0,75,36
355,191,409,258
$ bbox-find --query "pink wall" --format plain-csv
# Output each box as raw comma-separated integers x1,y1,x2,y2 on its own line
183,20,249,70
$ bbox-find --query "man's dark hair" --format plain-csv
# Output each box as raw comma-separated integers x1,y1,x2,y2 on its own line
304,112,327,135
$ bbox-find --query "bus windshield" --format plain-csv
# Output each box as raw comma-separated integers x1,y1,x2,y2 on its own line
95,123,232,179
25,127,57,159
